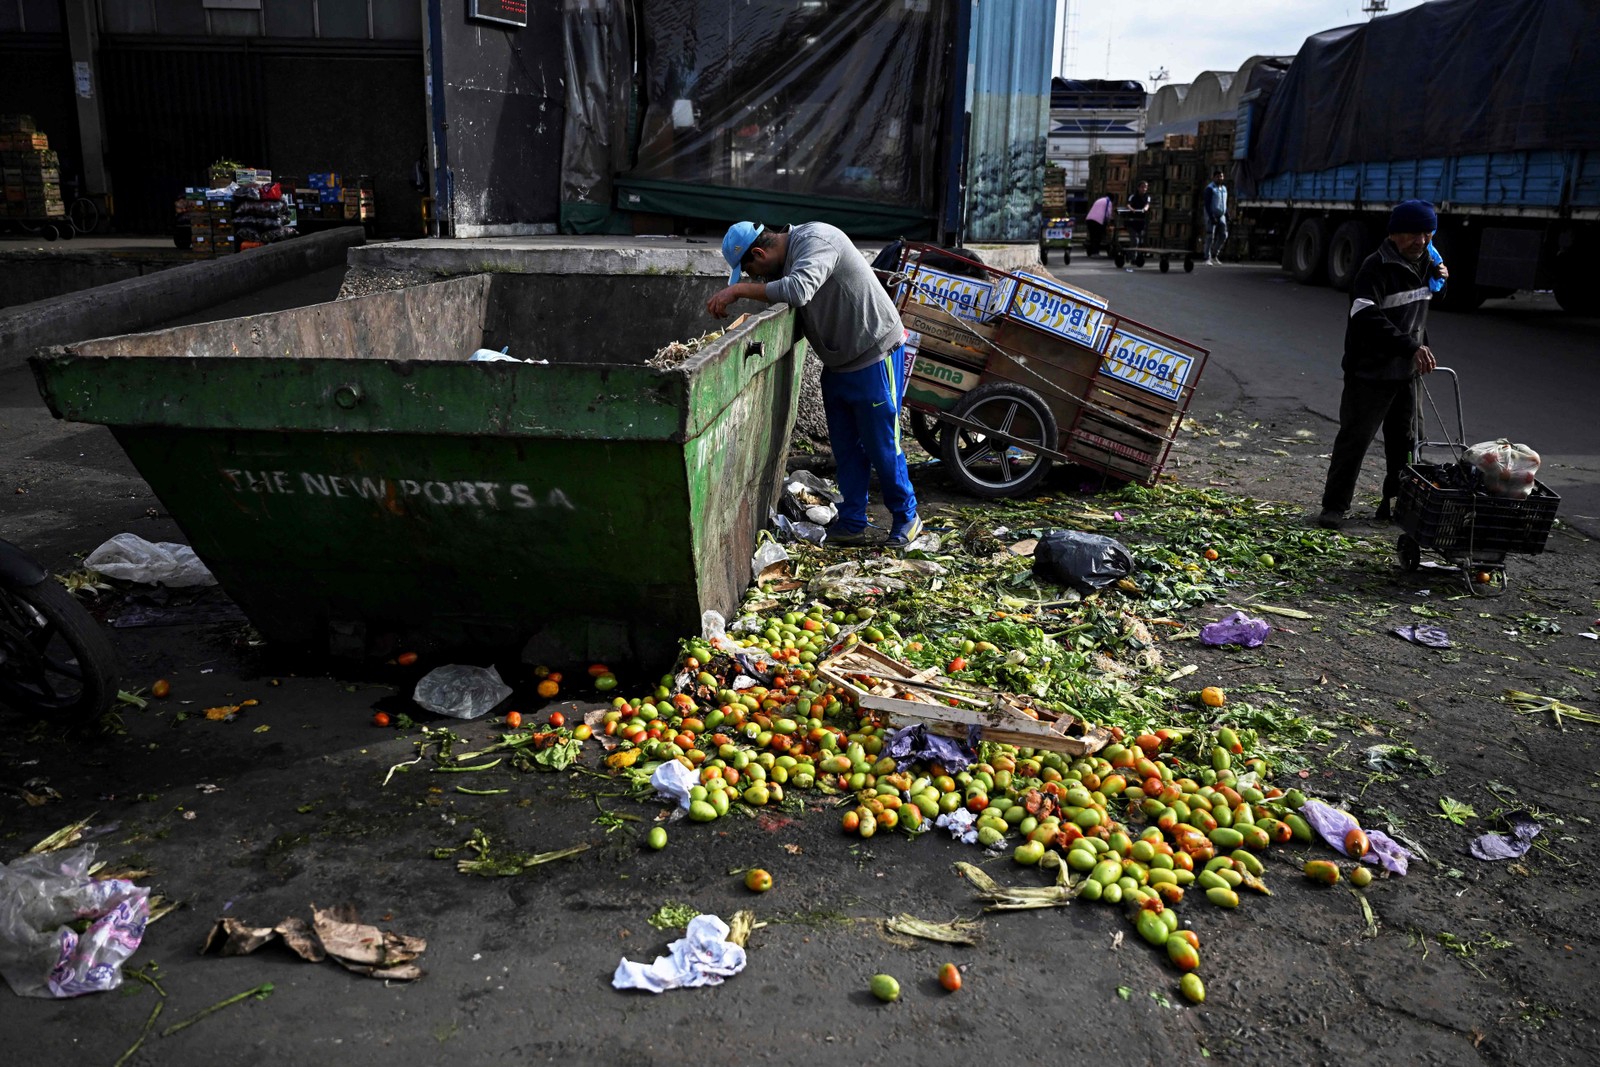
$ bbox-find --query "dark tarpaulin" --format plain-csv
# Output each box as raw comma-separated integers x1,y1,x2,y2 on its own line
620,0,948,232
561,0,632,234
1251,0,1600,179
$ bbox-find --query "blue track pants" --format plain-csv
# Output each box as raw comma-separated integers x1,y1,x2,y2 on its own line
820,344,918,532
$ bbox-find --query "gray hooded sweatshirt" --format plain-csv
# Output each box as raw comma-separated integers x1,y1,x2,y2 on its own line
762,222,903,374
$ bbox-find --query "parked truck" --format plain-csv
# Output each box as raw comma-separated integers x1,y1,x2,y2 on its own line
1234,0,1599,313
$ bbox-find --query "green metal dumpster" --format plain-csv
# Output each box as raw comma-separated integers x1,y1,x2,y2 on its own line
30,272,804,665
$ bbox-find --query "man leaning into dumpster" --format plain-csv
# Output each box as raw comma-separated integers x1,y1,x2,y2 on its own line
1317,199,1448,530
707,221,922,549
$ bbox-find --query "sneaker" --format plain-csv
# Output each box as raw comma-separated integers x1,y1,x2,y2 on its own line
1317,509,1345,530
884,515,924,550
827,525,877,547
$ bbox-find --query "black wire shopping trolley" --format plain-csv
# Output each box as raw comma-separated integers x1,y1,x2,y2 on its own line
1394,368,1560,595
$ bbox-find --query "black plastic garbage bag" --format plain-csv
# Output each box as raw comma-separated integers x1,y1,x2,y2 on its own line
1032,529,1134,592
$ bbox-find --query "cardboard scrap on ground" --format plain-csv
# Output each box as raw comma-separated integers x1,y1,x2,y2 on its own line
202,903,425,980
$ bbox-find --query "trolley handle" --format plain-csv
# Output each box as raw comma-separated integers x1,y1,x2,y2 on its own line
1411,366,1467,467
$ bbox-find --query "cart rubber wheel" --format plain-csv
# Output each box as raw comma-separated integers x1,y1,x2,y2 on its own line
1160,256,1171,273
42,224,58,242
1134,251,1146,268
907,409,944,457
1397,534,1421,573
1183,255,1195,273
1112,250,1125,269
0,576,120,723
940,382,1058,499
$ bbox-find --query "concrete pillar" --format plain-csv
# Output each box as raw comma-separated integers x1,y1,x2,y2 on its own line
61,0,110,208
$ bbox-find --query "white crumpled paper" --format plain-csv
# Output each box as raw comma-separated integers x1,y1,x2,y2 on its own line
612,914,747,993
650,760,699,811
85,534,216,587
935,808,980,845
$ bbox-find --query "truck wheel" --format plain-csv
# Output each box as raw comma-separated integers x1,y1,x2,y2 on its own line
1326,221,1369,291
941,382,1057,499
1554,250,1597,315
1040,247,1050,265
1288,218,1328,284
1061,249,1071,266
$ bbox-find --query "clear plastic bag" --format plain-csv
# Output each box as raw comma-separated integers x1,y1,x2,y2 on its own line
84,534,216,587
1461,439,1540,499
412,664,513,720
0,846,150,998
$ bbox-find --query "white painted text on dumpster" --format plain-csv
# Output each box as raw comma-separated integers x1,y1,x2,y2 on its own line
220,469,576,510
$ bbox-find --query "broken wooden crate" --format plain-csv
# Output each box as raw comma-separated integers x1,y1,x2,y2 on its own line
817,644,1112,757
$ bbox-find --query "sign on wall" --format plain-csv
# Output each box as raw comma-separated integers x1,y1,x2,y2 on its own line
470,0,529,29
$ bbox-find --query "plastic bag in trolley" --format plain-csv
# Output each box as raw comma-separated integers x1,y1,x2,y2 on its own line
1461,439,1541,500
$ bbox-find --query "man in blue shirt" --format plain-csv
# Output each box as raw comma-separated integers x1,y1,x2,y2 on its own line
709,221,922,549
1202,170,1228,264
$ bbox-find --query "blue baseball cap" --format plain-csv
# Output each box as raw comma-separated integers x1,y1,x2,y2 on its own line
721,221,765,284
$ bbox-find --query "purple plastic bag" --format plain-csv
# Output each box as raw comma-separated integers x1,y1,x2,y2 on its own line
1200,611,1270,648
1298,799,1411,876
1392,624,1451,648
883,723,979,772
1470,812,1541,861
0,846,150,998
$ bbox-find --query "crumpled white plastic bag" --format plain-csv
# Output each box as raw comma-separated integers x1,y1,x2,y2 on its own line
412,664,512,720
650,760,699,811
85,534,216,587
612,914,746,993
0,845,150,998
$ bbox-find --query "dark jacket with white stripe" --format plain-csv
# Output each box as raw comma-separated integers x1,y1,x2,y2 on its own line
1343,240,1432,380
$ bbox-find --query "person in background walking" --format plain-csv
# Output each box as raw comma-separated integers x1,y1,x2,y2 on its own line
1317,200,1449,530
1202,170,1228,264
708,220,923,549
1085,192,1117,257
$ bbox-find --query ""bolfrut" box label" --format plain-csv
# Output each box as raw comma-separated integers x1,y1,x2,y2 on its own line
904,266,995,322
1002,275,1110,349
1102,325,1196,401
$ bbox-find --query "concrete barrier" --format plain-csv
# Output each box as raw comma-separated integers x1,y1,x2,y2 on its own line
0,227,366,370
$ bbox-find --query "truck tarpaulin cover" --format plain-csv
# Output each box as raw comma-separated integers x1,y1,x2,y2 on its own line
1251,0,1600,178
620,1,947,232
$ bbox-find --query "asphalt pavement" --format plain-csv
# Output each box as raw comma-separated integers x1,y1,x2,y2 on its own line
1047,254,1600,533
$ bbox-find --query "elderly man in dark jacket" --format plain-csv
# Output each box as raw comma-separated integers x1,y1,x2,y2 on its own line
1318,200,1449,529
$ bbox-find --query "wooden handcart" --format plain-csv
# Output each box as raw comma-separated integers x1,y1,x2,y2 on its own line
888,242,1210,498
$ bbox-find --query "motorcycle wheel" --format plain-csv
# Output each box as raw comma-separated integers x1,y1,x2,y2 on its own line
0,578,119,721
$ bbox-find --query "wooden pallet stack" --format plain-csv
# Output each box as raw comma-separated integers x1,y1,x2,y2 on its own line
1086,153,1134,206
1043,161,1068,218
